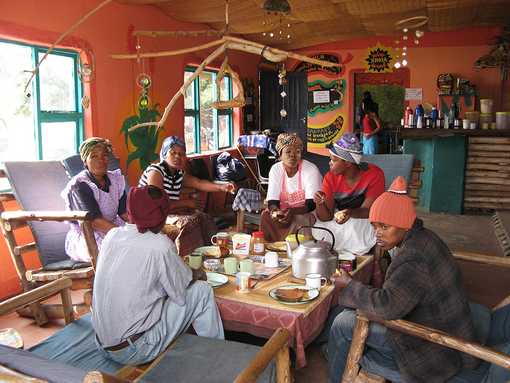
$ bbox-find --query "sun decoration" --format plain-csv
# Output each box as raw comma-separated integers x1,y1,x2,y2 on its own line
364,43,395,73
393,16,428,68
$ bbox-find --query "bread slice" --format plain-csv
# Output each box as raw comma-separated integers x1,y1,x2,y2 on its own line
275,288,307,302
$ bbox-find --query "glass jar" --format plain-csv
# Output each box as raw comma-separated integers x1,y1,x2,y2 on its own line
251,231,265,255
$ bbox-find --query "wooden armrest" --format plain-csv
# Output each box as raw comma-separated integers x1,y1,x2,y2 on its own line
234,328,291,383
0,192,15,202
0,277,72,316
83,371,131,383
1,210,91,223
372,316,510,371
452,250,510,268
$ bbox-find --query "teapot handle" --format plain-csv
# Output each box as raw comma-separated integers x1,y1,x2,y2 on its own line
296,226,335,252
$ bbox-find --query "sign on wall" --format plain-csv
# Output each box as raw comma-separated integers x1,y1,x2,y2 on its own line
364,43,395,73
405,88,423,100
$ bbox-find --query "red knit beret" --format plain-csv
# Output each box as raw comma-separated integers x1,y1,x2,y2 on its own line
369,176,416,229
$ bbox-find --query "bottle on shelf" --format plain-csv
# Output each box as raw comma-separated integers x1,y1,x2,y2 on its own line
430,106,438,129
404,106,413,128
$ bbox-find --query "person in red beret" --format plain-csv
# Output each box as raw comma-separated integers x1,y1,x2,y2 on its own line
328,176,479,383
92,185,224,366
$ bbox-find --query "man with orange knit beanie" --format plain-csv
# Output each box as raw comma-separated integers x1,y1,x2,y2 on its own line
328,176,479,383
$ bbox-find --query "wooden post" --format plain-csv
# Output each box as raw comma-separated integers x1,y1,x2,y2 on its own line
60,285,75,325
275,343,291,383
236,210,245,233
81,221,99,270
341,312,370,383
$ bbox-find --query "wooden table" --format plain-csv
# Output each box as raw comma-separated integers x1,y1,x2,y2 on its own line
212,255,373,368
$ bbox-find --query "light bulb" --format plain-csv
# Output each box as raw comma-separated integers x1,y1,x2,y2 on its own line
402,59,408,66
414,39,419,45
415,30,424,38
402,52,407,56
403,35,408,40
403,46,407,51
403,28,408,33
287,34,291,39
394,61,401,69
262,32,266,36
269,32,274,37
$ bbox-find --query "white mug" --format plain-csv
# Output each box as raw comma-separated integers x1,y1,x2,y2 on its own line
305,273,327,290
264,251,279,268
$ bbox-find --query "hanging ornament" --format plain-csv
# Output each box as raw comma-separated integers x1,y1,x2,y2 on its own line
136,73,152,110
280,90,287,98
280,109,287,117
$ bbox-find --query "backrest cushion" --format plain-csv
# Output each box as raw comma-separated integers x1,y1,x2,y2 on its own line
0,344,87,383
138,333,275,383
29,313,123,374
362,154,414,190
4,161,70,265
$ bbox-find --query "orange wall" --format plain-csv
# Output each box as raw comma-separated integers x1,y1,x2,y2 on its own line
295,26,508,141
0,0,258,299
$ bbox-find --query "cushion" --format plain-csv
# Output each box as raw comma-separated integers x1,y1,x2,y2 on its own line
4,161,70,266
362,154,414,190
29,313,123,374
0,344,87,383
138,333,275,383
469,302,492,345
43,260,91,271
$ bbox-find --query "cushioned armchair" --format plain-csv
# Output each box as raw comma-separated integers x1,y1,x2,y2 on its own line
0,161,101,325
340,252,510,383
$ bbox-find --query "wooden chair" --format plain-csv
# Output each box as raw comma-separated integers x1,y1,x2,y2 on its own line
0,210,98,325
0,160,99,324
0,277,291,383
341,252,510,383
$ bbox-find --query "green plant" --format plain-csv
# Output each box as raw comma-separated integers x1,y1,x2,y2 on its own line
120,104,162,171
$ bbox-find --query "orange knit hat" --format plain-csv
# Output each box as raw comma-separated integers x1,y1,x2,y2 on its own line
369,176,416,229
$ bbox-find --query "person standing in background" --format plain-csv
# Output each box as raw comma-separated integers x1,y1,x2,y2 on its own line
362,106,382,155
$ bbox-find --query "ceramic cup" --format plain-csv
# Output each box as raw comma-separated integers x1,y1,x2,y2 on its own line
305,273,327,290
223,257,239,274
186,253,203,270
235,271,255,293
239,259,254,274
264,251,279,268
211,232,229,248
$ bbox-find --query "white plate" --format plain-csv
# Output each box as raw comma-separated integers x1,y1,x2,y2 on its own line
206,272,229,288
193,246,222,258
268,285,319,305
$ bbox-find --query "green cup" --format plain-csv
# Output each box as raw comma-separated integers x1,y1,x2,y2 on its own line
187,254,203,270
223,257,239,274
239,259,254,274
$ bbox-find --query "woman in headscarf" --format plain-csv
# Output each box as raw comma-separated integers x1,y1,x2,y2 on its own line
259,133,322,242
139,136,235,256
313,133,385,255
62,137,127,262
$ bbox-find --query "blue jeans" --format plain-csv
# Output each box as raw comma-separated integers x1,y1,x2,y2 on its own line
363,135,378,155
96,281,224,365
328,309,400,383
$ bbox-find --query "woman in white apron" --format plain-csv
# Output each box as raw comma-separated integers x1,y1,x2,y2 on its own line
259,133,322,242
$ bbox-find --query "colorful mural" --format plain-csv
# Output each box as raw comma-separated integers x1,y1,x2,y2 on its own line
295,53,349,150
364,43,395,73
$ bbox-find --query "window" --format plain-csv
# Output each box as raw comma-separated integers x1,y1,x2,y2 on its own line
184,67,233,154
0,39,83,162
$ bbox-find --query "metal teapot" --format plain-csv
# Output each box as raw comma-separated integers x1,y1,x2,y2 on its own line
289,226,337,279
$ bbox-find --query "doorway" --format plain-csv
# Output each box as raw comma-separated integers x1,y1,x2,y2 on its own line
352,69,409,153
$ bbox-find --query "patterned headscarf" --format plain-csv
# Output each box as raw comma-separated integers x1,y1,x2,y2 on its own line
327,133,363,164
128,185,171,233
79,137,112,162
275,133,303,156
159,136,186,161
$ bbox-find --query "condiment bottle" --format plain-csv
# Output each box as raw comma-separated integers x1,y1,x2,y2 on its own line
251,231,265,255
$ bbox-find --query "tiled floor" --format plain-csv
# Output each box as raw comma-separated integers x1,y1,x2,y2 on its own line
0,211,505,382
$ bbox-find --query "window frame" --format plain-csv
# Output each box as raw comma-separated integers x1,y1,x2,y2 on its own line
184,66,233,155
0,38,84,160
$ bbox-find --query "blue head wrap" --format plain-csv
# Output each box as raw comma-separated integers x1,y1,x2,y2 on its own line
159,136,186,161
327,133,363,164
